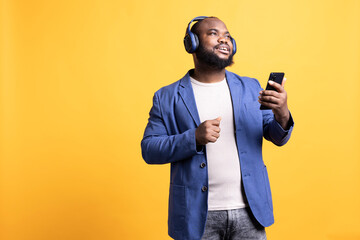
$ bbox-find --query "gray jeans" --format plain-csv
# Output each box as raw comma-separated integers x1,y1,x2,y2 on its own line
201,207,267,240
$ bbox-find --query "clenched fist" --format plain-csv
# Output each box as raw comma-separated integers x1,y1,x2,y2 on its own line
195,117,222,145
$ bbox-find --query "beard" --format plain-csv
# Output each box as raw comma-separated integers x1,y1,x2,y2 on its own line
195,43,234,70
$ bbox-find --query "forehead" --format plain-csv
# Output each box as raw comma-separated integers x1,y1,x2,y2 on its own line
197,18,229,33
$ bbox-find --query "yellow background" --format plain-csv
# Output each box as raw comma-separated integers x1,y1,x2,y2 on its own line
1,0,359,239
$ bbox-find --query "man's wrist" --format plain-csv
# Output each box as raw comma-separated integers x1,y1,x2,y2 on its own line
275,110,290,130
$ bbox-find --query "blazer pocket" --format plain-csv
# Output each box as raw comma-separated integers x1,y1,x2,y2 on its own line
262,166,274,211
168,184,186,232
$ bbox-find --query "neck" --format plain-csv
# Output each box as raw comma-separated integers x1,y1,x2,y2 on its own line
191,64,226,83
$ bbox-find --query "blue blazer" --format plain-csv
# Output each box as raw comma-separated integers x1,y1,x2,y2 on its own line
141,70,294,240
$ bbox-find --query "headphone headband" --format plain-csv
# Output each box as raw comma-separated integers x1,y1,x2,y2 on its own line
186,16,208,33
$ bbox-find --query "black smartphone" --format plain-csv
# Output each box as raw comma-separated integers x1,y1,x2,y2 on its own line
260,72,285,110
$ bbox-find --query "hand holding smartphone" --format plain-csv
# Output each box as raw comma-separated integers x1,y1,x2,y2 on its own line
260,72,285,110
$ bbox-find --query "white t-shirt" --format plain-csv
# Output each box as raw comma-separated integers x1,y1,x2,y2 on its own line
190,76,247,210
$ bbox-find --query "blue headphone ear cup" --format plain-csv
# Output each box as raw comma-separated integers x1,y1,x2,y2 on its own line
232,38,237,55
184,31,199,53
184,34,192,53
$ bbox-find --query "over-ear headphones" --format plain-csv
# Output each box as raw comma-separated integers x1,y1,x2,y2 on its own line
183,16,237,55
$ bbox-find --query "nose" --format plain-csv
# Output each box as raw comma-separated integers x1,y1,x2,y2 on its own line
218,36,228,44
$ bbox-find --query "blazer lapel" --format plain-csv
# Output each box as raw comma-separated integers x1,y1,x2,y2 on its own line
178,72,201,127
226,70,243,130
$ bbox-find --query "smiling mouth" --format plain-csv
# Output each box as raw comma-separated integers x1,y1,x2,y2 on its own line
215,46,230,55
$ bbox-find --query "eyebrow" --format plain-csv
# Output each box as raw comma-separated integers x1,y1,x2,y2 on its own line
207,28,230,34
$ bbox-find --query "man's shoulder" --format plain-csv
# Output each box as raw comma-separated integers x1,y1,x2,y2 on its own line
156,80,181,94
226,70,262,88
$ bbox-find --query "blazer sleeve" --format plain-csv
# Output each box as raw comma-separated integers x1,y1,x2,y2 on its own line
262,109,294,146
141,92,200,164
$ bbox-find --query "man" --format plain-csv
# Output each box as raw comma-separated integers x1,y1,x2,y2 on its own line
141,16,294,240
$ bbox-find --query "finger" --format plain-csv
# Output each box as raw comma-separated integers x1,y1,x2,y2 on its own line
258,100,278,109
258,95,280,104
211,131,220,138
208,138,217,143
211,126,221,133
208,135,219,143
261,90,281,98
268,80,285,93
281,77,287,88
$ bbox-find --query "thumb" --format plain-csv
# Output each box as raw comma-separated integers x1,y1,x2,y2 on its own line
212,116,222,126
210,116,222,126
281,77,287,88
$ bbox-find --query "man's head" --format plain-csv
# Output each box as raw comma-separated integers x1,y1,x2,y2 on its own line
187,17,235,70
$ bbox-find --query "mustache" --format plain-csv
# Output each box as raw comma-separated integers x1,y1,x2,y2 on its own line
214,43,230,49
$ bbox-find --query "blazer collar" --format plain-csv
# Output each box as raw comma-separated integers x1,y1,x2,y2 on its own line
178,70,201,126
